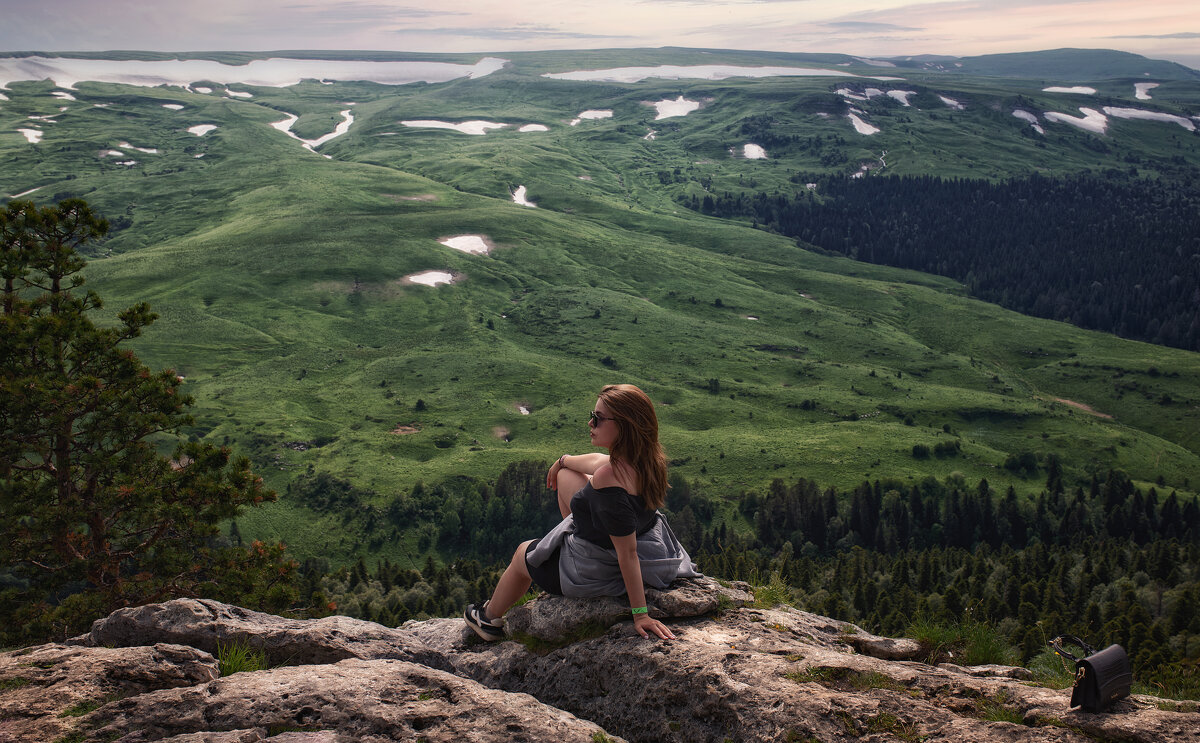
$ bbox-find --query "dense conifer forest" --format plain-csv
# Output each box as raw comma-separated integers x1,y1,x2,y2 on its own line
691,172,1200,351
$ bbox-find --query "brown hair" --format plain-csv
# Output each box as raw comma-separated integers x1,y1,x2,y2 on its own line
598,384,668,510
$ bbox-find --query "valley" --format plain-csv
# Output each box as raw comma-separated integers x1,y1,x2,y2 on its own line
2,48,1199,570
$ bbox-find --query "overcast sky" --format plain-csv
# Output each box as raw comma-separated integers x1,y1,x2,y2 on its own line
2,0,1197,69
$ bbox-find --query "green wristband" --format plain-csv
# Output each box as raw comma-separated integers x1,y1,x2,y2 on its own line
631,606,648,615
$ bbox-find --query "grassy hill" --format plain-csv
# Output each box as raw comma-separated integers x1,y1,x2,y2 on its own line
2,48,1198,567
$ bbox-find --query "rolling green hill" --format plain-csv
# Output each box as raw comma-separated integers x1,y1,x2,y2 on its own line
2,48,1198,567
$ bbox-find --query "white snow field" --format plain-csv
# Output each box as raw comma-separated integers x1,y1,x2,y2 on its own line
511,186,536,207
1134,83,1160,100
1043,86,1097,95
1043,107,1108,134
400,120,508,135
543,64,858,83
743,144,767,159
1012,110,1045,134
847,113,880,135
406,271,455,287
1102,107,1195,131
653,96,699,120
187,124,217,136
0,56,507,90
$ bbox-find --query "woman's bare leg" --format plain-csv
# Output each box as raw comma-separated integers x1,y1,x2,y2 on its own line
486,539,535,620
556,467,589,518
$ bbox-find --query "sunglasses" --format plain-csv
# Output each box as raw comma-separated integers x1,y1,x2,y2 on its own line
588,411,616,427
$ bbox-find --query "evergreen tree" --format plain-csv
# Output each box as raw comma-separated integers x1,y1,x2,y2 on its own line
0,199,295,643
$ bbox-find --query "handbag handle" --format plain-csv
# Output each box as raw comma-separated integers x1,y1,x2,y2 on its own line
1048,634,1097,663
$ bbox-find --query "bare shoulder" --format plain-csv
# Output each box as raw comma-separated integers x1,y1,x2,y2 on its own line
591,463,619,489
593,461,638,494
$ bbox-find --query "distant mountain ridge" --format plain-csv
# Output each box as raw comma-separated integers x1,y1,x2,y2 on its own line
2,46,1197,80
883,47,1200,80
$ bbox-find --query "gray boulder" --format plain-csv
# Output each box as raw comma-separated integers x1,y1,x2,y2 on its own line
79,598,446,670
0,642,217,743
84,658,624,743
502,575,754,645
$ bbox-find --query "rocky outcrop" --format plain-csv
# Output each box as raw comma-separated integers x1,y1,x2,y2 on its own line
75,598,445,669
502,576,754,645
87,658,621,743
4,584,1196,742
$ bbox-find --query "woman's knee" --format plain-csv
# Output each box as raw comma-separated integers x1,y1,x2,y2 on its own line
556,467,587,494
512,540,534,575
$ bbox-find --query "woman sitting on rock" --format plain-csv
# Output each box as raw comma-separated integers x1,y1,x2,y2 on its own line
465,384,698,641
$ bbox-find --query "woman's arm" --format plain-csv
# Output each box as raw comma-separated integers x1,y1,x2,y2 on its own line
612,532,675,640
547,453,610,489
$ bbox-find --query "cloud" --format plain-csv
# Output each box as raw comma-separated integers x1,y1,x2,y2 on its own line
1106,32,1200,39
283,2,464,20
394,26,628,41
822,21,924,32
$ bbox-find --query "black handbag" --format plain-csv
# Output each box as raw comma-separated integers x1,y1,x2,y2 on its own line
1048,635,1132,712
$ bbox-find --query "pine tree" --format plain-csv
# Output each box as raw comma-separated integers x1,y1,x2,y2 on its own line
0,199,296,642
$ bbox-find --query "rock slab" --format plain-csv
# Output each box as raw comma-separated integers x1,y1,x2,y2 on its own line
8,588,1198,743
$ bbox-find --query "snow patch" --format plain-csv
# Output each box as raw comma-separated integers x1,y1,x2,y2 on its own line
1134,82,1159,100
886,90,916,106
224,89,252,98
162,104,184,110
438,235,491,255
0,56,507,90
543,64,858,83
187,124,217,136
1103,107,1194,131
1044,107,1107,134
99,149,125,157
407,271,455,287
653,96,699,120
119,141,158,154
938,95,964,110
853,57,896,68
847,113,879,135
570,109,612,126
511,185,536,207
1012,109,1045,134
400,119,507,135
518,124,548,132
17,128,43,143
743,143,767,159
52,90,75,100
1043,86,1096,95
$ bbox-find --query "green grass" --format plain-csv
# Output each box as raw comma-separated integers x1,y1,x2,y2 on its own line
785,665,909,693
216,638,268,676
2,51,1198,568
752,571,793,609
905,617,1020,666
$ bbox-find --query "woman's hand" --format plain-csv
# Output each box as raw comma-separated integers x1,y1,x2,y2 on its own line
547,455,565,490
633,613,676,640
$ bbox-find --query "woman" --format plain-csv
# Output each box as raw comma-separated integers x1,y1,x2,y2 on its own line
464,384,698,641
